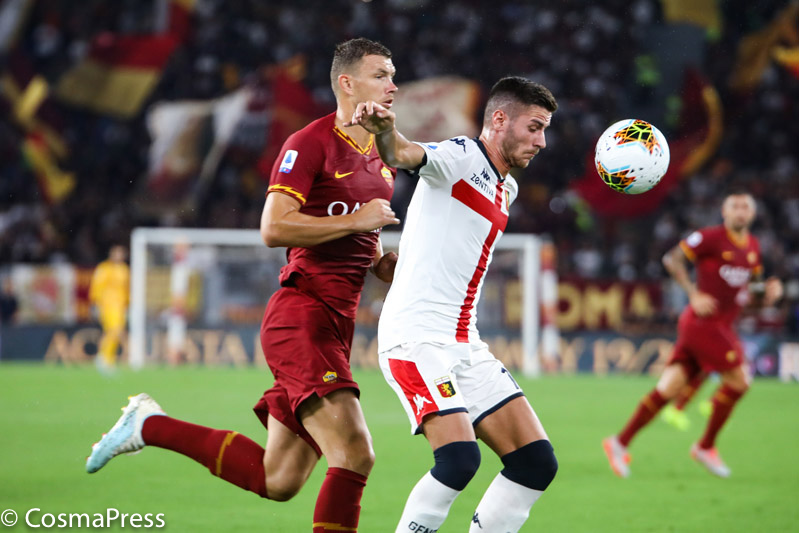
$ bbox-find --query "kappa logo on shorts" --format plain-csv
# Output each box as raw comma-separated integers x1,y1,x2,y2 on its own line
434,376,456,398
413,393,433,415
322,371,338,383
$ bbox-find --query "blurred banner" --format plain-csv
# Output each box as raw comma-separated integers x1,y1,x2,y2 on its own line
55,33,180,119
557,278,663,331
730,2,799,92
9,264,76,323
1,51,75,203
572,68,722,217
392,76,481,143
0,324,790,379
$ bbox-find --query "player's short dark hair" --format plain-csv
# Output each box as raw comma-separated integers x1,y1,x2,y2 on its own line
724,187,753,200
330,38,392,91
483,76,557,126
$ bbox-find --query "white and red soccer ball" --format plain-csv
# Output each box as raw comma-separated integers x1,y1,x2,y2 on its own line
595,119,670,195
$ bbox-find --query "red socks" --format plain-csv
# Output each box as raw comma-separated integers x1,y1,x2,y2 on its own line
312,467,368,533
699,384,745,449
141,417,369,530
142,415,267,498
618,389,668,447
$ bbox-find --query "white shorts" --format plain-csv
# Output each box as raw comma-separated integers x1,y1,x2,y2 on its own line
379,342,524,434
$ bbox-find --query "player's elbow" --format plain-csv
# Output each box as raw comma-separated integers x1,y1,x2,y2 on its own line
260,222,285,248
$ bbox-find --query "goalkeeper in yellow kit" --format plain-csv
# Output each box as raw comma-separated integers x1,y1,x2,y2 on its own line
89,245,130,371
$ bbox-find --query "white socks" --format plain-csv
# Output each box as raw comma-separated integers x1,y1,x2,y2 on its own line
469,473,543,532
394,472,460,533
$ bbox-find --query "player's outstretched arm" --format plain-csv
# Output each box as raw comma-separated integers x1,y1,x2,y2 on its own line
662,245,717,316
260,192,399,248
345,100,425,169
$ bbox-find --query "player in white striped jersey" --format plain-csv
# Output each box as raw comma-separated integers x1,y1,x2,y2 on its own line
347,77,558,533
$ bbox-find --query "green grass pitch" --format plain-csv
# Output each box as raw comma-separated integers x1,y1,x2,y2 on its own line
1,363,797,531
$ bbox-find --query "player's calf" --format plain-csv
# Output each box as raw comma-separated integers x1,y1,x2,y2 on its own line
394,441,481,533
469,440,557,533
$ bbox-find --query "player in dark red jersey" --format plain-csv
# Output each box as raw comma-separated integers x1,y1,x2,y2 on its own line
603,192,782,478
85,39,400,532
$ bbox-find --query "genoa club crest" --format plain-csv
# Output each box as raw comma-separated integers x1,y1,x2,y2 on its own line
435,376,456,398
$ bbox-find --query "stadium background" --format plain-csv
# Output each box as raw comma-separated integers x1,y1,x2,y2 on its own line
1,1,798,531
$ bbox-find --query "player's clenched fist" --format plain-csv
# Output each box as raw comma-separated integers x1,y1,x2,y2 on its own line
352,198,400,232
345,101,396,135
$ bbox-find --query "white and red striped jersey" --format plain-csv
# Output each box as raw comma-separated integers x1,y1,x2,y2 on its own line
378,136,518,351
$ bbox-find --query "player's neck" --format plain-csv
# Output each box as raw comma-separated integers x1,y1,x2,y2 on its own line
335,107,372,149
478,132,511,176
724,224,749,242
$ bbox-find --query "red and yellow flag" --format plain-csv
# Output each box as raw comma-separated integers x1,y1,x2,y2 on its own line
55,33,180,119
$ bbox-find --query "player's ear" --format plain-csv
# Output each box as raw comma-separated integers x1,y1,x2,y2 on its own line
337,73,354,96
492,108,507,130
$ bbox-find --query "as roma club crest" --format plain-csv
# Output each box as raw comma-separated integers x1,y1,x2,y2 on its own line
435,376,456,398
381,167,393,186
323,371,338,383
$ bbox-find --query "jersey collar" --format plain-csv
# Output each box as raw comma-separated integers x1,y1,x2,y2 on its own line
473,138,505,183
333,125,374,155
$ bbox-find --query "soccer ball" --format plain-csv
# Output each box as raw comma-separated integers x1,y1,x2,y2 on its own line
594,119,670,194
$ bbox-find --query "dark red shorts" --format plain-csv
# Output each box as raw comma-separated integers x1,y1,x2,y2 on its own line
668,312,744,376
253,286,358,456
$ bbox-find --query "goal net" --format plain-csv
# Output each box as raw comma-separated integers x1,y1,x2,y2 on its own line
129,228,542,375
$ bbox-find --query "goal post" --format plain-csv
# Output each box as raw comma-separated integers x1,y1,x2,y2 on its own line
129,228,542,376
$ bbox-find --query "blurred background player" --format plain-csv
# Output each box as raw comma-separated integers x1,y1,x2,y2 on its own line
603,192,783,478
539,238,560,372
89,245,130,373
349,76,559,533
85,38,399,533
165,241,190,365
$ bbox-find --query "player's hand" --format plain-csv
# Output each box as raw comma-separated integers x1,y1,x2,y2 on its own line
689,291,717,317
371,251,398,283
344,101,396,135
764,276,783,306
351,198,400,232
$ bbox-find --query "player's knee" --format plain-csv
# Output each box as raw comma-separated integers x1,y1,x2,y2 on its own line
430,440,481,491
350,441,376,475
332,429,375,476
500,439,558,491
265,475,303,501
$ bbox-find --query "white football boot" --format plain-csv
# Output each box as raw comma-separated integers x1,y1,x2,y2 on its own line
602,436,631,478
86,393,165,473
690,443,731,478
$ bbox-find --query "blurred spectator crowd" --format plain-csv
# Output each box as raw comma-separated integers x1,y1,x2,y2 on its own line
1,0,797,315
